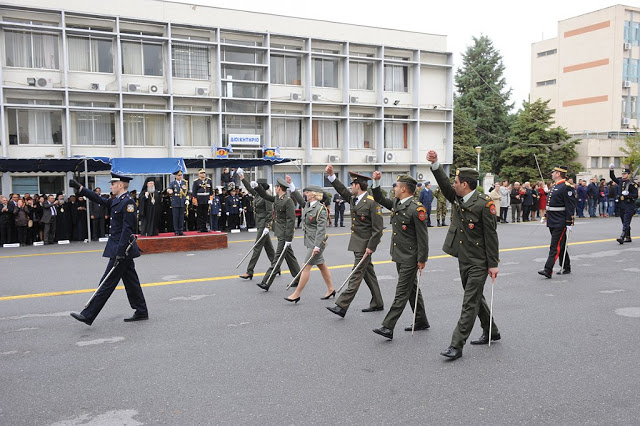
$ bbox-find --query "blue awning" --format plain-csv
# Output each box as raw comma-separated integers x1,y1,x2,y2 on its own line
183,157,293,169
0,156,111,173
110,158,187,175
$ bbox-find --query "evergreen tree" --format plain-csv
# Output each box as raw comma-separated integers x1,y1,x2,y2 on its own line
621,128,640,171
500,98,581,183
454,35,513,174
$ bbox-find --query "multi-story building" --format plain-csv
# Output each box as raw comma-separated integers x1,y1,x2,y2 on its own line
0,0,453,195
531,4,640,179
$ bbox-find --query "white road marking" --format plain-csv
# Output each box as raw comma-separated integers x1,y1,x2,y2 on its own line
0,311,73,321
169,294,214,301
623,268,640,273
76,337,125,347
50,409,142,426
1,350,18,355
615,307,640,318
161,275,180,280
599,289,626,294
3,327,39,333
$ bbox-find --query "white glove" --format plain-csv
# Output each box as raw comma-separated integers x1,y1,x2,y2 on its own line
250,181,258,188
567,225,573,232
236,167,244,176
284,241,292,248
208,199,212,205
262,228,270,236
185,199,189,205
226,212,230,216
289,182,296,192
622,190,629,196
610,163,615,170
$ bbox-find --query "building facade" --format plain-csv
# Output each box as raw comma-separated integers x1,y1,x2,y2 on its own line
0,0,453,195
530,4,640,179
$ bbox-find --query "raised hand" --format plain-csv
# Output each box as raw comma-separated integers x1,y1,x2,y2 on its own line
325,164,334,175
427,150,438,163
372,171,381,181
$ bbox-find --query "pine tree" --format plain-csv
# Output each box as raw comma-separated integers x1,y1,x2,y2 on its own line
500,98,581,183
454,35,513,174
621,128,640,171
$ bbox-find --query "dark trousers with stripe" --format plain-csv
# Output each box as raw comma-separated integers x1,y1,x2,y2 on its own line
544,227,570,272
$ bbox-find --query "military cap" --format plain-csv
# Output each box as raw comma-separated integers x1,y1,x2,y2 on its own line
110,173,133,183
552,165,568,173
173,169,183,175
396,174,417,185
198,168,206,173
455,168,480,180
276,177,290,189
348,171,372,184
417,182,423,187
257,178,268,184
425,181,431,185
303,185,324,193
622,167,631,174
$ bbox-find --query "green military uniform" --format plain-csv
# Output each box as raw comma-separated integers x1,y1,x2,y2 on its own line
254,178,301,290
300,185,329,265
431,164,500,351
372,175,429,335
434,187,448,226
330,173,384,312
241,177,276,277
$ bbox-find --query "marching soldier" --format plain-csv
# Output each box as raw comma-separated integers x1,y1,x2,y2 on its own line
237,171,301,291
539,166,576,278
434,185,448,226
371,172,429,340
610,165,638,244
325,166,385,317
192,169,212,232
239,175,276,280
68,174,148,325
226,188,241,230
427,150,500,360
168,170,188,236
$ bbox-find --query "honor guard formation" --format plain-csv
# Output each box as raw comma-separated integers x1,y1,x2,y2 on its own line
41,152,639,361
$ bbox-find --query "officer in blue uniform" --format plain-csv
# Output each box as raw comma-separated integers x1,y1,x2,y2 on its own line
225,188,241,230
192,169,212,232
539,166,576,279
69,174,148,325
168,169,188,235
210,189,222,231
610,165,638,244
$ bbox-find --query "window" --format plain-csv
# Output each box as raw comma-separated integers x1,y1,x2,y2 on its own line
590,157,599,169
68,36,113,73
349,62,373,90
312,120,338,148
614,157,622,168
223,115,263,146
71,109,115,145
381,171,408,189
384,64,408,92
222,65,259,81
223,82,264,99
384,121,407,149
270,55,301,85
123,113,165,146
625,21,640,45
536,79,556,87
223,47,262,64
12,175,65,195
174,115,210,146
271,118,302,148
122,41,163,76
631,96,638,119
5,30,59,69
349,121,375,149
172,43,209,79
537,49,557,57
7,109,63,145
310,172,326,187
313,58,338,88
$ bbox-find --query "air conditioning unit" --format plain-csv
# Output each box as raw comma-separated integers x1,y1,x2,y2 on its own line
622,117,631,126
383,97,389,105
128,83,141,92
328,154,340,163
624,42,631,50
149,84,163,94
36,77,53,88
90,82,106,91
365,155,376,163
350,96,358,103
195,87,209,96
290,93,301,101
417,173,424,180
384,151,396,163
623,81,632,88
312,94,320,102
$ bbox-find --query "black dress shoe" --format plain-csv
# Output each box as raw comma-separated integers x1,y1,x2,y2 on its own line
538,269,552,279
124,312,149,322
239,274,253,280
404,323,430,332
372,326,393,340
557,268,571,275
440,346,462,359
257,282,270,291
327,305,347,318
70,312,92,326
470,333,501,345
362,306,384,313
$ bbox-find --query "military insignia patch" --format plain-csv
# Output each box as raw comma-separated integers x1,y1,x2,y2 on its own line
568,191,573,196
126,204,135,213
490,204,497,215
367,195,374,200
416,206,427,221
361,215,365,221
376,206,382,216
469,223,474,230
402,225,407,231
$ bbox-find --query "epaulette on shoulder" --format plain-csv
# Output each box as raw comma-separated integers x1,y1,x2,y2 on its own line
367,195,374,200
482,194,490,200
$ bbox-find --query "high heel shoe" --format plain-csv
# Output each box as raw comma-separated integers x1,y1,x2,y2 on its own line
284,296,300,304
239,274,253,280
320,290,336,300
277,270,282,276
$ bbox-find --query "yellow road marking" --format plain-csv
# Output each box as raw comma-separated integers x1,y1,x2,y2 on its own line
0,235,629,302
0,249,102,259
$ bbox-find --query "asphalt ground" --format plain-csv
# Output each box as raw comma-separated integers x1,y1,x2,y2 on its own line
1,216,639,425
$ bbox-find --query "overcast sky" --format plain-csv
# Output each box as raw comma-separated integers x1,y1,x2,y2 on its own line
176,0,627,111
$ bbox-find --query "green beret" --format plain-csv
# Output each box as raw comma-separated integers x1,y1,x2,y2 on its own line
276,177,290,189
455,167,479,180
303,185,324,193
396,174,417,185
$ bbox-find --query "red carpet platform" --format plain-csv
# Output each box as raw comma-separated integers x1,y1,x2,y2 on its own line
137,231,227,254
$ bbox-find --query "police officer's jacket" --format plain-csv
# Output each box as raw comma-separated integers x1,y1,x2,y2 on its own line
544,180,576,228
169,179,188,207
372,186,428,264
610,170,638,203
81,187,140,259
432,166,499,268
241,177,273,230
253,184,296,242
331,178,383,253
210,195,221,216
302,200,328,249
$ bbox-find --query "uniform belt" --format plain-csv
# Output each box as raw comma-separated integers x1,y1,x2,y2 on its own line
546,206,565,211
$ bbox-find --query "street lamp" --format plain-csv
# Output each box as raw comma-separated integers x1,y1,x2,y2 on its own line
475,146,482,186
